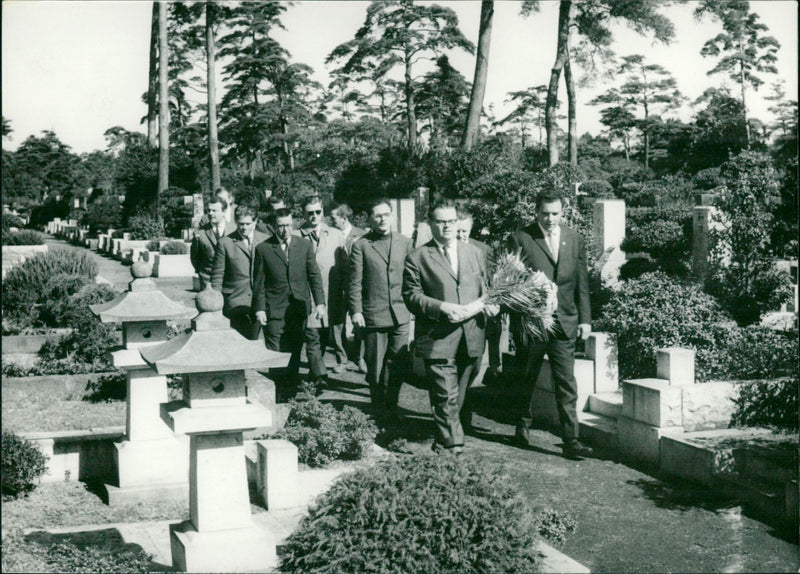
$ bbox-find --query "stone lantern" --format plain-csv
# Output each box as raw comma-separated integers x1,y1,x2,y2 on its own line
90,260,197,505
140,286,290,573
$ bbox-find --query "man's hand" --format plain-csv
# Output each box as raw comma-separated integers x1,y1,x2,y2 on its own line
351,312,365,328
578,323,591,340
440,302,468,323
315,304,327,320
484,303,500,318
255,311,267,326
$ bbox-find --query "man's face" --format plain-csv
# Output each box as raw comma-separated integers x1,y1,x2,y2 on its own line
304,201,324,228
331,212,346,230
208,202,224,225
370,203,393,235
236,215,256,238
430,206,458,246
456,217,473,242
536,200,563,234
274,215,293,242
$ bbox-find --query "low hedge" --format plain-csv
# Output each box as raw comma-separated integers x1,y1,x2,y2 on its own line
281,454,543,573
2,230,46,246
159,240,188,255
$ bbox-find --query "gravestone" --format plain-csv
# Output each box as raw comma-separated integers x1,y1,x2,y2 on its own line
90,261,197,505
140,286,291,573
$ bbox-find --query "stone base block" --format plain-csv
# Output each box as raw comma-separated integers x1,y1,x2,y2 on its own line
106,481,188,506
574,358,594,411
257,439,299,510
622,378,682,427
660,434,730,486
656,348,695,386
681,382,739,432
617,415,683,467
578,412,618,451
170,520,277,573
115,436,189,489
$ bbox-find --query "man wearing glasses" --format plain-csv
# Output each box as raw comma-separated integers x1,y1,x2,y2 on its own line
211,204,268,340
349,198,413,428
296,195,348,381
403,199,499,455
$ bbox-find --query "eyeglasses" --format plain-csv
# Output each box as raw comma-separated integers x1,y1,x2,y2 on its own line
373,213,392,220
306,210,322,216
432,219,457,226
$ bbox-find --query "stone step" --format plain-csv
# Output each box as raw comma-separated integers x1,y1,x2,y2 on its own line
733,446,798,486
587,391,622,419
578,411,618,450
718,472,795,526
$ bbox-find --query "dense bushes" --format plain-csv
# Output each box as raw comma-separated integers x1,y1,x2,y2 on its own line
2,431,48,500
2,250,97,327
83,195,122,235
281,454,542,573
273,394,377,467
2,212,27,233
126,213,164,240
597,272,798,382
732,378,798,431
159,240,188,255
2,230,46,245
623,205,692,265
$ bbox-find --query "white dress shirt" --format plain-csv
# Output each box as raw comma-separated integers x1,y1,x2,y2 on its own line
538,223,560,262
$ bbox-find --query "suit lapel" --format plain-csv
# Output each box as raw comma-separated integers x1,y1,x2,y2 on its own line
276,240,289,266
529,226,556,266
369,235,390,264
430,243,457,280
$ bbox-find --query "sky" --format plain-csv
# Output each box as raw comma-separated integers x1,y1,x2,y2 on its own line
2,0,797,155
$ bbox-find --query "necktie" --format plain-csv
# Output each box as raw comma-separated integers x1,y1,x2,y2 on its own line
310,230,319,244
442,245,455,273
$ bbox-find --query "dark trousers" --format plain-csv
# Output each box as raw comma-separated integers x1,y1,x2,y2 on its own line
363,322,409,421
263,299,323,382
486,315,502,369
425,335,482,449
321,322,347,366
225,305,260,340
518,324,579,442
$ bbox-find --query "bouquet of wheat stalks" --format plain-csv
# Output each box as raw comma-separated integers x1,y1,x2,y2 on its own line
461,250,558,341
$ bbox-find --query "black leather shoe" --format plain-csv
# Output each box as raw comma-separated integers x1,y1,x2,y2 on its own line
563,440,594,460
514,425,533,447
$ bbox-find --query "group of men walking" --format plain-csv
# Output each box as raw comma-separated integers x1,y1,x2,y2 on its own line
191,189,595,459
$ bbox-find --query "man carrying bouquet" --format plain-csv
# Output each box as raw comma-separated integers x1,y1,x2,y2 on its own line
508,191,594,460
403,199,499,455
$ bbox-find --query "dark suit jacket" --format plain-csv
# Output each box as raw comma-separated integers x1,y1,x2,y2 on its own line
252,235,325,319
507,224,590,340
191,220,236,288
210,229,269,310
350,231,412,328
465,237,489,255
403,239,487,359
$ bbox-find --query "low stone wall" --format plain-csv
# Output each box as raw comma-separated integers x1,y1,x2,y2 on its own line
1,329,72,355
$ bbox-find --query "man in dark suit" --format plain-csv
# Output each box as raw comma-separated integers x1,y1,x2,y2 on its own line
191,195,235,289
350,198,413,427
456,208,503,385
508,191,594,459
403,199,499,455
253,208,327,386
210,204,269,340
331,203,368,372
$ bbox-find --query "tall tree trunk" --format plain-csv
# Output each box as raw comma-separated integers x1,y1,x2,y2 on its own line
739,43,751,148
404,44,417,150
146,2,158,148
463,0,494,151
564,56,577,167
206,2,221,191
642,69,650,169
157,1,169,206
546,1,572,167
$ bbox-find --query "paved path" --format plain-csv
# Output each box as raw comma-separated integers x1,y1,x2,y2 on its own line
38,237,800,573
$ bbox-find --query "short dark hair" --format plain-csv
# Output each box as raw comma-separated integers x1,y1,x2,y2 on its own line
535,191,563,209
368,198,393,215
332,204,353,219
234,203,257,221
271,207,292,224
267,196,285,211
428,198,458,219
301,194,322,211
208,195,228,211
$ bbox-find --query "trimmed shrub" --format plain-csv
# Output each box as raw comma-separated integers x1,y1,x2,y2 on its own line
127,213,164,240
2,250,97,326
83,371,127,403
280,454,542,573
2,212,27,233
595,272,735,381
273,396,377,467
2,431,48,499
159,241,188,255
580,179,614,198
83,195,122,235
145,238,165,252
711,325,798,381
732,378,798,432
2,230,46,245
623,205,692,264
38,273,90,327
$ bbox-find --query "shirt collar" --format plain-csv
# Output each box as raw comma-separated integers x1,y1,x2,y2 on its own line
538,223,560,237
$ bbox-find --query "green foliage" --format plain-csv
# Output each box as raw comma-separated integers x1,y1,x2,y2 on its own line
273,396,377,467
732,377,798,432
126,213,164,240
2,250,97,327
534,508,578,546
83,371,127,403
580,179,614,198
83,195,122,235
623,205,692,262
38,273,91,327
2,230,46,245
706,151,791,324
692,167,723,190
159,241,188,255
595,272,735,381
2,212,27,233
1,431,48,500
709,325,798,382
281,454,542,573
160,187,194,238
